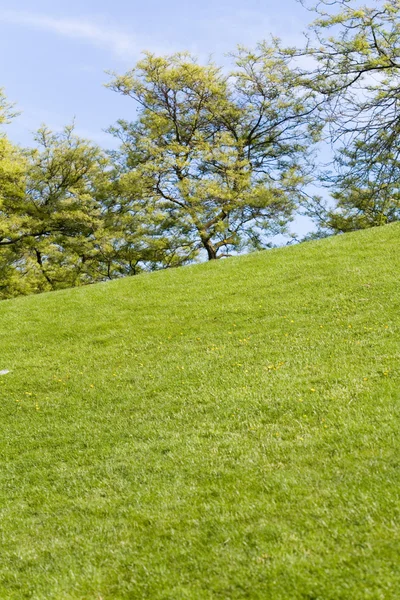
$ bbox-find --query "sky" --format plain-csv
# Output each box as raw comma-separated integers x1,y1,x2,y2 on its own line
0,0,315,237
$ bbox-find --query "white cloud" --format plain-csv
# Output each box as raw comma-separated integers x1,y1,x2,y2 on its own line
0,10,140,59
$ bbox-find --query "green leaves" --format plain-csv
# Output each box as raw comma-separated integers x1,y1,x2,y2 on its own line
296,0,400,235
108,46,318,260
0,125,107,296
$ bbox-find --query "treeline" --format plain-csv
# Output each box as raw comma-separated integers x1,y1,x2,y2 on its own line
1,0,400,299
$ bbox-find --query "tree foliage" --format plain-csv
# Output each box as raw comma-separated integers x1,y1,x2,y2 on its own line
0,125,108,296
297,0,400,232
0,90,27,297
108,46,320,260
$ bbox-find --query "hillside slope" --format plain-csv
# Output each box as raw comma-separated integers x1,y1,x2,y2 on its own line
0,224,399,599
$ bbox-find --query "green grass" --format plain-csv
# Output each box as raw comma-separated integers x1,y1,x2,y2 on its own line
0,224,399,599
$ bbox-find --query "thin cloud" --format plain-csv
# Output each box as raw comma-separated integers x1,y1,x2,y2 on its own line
0,10,139,59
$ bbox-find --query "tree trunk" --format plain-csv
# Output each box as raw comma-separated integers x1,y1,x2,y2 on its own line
202,238,218,260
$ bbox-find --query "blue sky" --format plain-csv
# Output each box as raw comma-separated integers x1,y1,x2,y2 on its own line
0,0,310,146
0,0,315,237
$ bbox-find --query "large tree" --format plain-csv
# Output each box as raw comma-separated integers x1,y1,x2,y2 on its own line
297,0,400,232
107,46,320,260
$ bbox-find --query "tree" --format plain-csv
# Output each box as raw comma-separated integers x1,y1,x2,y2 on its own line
0,90,28,298
0,125,111,295
107,46,320,260
0,88,19,126
299,0,400,133
296,0,400,231
320,137,400,233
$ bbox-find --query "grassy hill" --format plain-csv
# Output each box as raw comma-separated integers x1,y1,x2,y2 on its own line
0,223,399,599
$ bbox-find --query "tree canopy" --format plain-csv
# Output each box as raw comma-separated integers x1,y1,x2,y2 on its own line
107,46,321,260
296,0,400,233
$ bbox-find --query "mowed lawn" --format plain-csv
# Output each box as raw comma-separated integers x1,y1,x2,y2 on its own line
0,224,399,599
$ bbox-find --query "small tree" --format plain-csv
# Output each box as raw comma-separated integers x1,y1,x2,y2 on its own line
0,90,28,297
107,46,320,260
0,125,110,294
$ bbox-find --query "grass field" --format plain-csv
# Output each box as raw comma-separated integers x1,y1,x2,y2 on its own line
0,223,399,599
